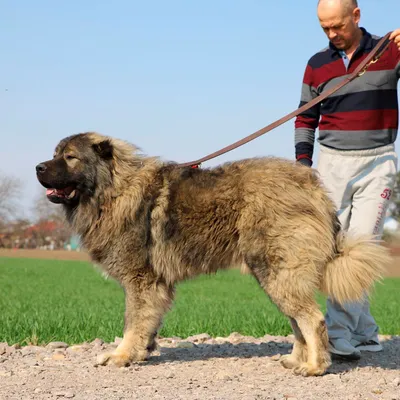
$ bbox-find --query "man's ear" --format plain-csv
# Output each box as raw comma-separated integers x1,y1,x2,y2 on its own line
93,140,113,160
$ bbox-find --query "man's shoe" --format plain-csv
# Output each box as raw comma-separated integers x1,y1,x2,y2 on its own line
351,339,383,352
328,338,361,360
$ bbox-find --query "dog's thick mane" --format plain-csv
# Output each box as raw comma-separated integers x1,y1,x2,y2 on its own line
64,133,162,243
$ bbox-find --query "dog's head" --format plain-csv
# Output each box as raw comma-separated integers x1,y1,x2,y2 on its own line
36,132,141,207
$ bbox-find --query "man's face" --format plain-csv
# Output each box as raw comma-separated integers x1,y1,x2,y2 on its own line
317,5,360,50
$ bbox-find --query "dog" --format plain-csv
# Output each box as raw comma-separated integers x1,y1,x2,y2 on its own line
35,132,390,376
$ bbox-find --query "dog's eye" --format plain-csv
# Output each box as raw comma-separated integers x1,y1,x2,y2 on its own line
65,155,77,161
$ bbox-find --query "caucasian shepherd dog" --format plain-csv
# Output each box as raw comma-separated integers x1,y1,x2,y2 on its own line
36,132,390,376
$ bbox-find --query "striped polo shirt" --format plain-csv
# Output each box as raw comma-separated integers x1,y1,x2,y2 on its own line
295,28,400,165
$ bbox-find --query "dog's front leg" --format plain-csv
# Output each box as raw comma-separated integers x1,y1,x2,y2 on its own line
96,273,174,367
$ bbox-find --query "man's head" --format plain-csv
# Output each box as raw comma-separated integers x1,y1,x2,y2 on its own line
317,0,361,50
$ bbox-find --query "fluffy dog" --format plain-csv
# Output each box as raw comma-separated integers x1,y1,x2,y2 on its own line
35,132,390,376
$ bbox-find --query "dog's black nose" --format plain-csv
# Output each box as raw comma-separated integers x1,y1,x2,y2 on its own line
36,163,47,174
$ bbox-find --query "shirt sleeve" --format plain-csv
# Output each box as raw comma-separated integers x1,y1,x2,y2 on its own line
294,63,321,165
388,40,400,78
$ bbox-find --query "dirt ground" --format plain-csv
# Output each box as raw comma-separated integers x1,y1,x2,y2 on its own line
0,249,91,262
1,247,400,277
0,249,399,399
0,334,399,400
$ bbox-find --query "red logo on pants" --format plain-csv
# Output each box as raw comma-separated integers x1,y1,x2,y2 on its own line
380,188,392,200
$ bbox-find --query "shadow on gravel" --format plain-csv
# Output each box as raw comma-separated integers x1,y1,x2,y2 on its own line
328,337,400,374
145,337,400,374
148,340,290,365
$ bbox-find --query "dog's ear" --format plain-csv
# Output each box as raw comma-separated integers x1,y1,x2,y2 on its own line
93,140,113,160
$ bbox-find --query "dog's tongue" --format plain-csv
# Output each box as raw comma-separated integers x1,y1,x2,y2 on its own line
46,188,66,196
46,187,76,198
46,189,56,196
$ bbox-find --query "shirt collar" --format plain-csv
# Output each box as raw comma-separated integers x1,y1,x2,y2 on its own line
329,27,373,57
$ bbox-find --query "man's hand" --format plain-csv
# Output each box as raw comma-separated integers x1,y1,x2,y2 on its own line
389,29,400,50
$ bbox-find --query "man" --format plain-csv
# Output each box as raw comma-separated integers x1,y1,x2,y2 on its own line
294,0,400,360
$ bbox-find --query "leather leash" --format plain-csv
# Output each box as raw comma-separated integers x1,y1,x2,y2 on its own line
177,32,392,168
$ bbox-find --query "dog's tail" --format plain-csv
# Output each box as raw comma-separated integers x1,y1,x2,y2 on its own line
320,233,391,305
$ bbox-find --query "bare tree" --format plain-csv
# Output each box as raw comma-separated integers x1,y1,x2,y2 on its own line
0,172,22,222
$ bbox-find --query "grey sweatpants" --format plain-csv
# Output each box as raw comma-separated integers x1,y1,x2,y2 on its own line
317,144,398,343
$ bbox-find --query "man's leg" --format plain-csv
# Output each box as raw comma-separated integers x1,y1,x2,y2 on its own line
316,147,362,359
350,299,381,351
324,147,397,355
324,224,366,358
346,150,397,351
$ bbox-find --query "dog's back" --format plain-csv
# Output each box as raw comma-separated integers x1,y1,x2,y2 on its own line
149,157,338,284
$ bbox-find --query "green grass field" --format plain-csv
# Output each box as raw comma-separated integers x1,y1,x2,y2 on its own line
0,257,399,345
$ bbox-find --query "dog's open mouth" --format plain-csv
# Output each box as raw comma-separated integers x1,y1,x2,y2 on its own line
46,187,79,203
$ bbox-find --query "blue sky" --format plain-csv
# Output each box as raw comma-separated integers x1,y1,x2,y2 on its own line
1,0,399,219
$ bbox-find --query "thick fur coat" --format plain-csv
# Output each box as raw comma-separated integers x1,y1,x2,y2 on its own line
35,132,391,376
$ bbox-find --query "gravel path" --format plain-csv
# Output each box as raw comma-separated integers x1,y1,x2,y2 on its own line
1,333,399,400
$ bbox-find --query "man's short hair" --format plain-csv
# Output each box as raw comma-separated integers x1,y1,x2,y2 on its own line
318,0,359,13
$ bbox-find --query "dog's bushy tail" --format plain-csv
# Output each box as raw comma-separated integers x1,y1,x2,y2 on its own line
321,233,391,305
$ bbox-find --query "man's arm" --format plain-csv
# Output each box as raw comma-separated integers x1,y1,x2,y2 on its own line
294,63,320,167
389,29,400,77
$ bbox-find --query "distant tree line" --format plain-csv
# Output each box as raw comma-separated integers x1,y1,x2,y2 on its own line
0,171,72,249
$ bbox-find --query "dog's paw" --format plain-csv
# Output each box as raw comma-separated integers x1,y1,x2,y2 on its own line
293,362,327,377
95,351,131,367
280,354,300,370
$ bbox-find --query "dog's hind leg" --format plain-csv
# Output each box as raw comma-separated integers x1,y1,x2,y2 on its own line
247,255,331,377
96,272,174,367
280,318,308,370
290,304,331,377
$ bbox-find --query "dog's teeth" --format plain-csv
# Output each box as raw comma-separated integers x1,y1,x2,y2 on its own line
68,190,76,199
